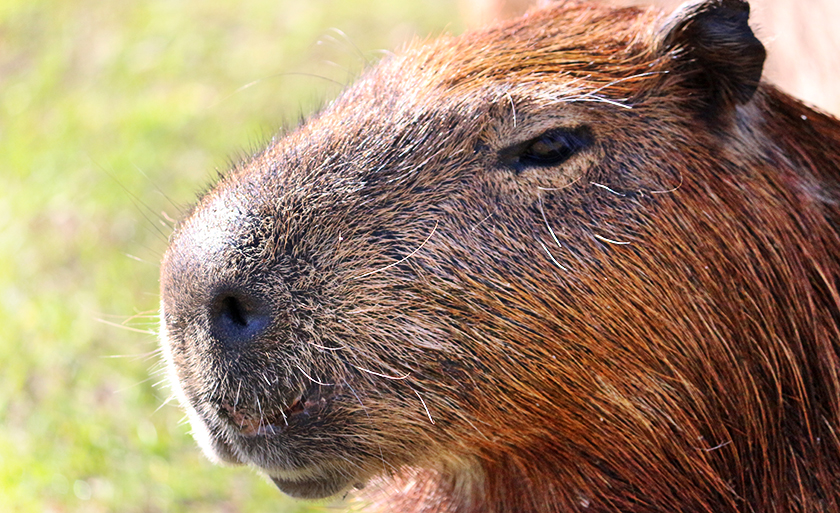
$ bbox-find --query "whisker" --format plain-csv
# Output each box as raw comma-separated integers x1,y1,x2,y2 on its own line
584,71,665,97
278,401,289,426
124,253,155,264
152,376,172,389
96,164,170,242
537,172,582,192
234,380,243,409
593,233,631,245
160,210,178,225
213,72,345,108
296,365,334,386
650,171,685,194
308,340,346,352
114,375,157,393
505,91,517,128
565,95,632,109
255,396,265,432
96,309,158,319
700,439,733,452
100,350,160,359
324,27,371,66
352,221,439,280
562,71,667,110
152,394,177,415
460,414,490,441
470,213,494,232
347,383,393,475
94,317,156,335
132,163,181,213
347,384,369,419
352,365,411,381
539,241,568,272
591,182,626,197
410,386,435,425
538,192,564,250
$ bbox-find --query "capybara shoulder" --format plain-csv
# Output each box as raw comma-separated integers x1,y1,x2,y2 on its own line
159,1,840,511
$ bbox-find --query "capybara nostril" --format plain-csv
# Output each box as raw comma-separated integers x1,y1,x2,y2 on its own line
209,292,271,349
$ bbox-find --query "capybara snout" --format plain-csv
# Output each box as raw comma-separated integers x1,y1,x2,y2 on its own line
160,1,840,511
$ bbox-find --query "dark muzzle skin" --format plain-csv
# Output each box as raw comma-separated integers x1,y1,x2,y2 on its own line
159,1,840,512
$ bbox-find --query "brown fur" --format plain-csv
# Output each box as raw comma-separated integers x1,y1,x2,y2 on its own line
462,0,840,118
159,1,840,511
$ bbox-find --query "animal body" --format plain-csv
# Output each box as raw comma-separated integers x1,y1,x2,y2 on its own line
159,0,840,511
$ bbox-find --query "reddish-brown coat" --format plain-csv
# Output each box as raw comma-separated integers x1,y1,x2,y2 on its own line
160,1,840,511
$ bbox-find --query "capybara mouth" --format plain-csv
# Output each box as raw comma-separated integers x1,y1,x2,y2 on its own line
220,386,333,437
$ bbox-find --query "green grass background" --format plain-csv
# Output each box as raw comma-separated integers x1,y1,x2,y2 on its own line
0,1,466,511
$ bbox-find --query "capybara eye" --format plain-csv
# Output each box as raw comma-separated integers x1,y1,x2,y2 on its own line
500,126,593,170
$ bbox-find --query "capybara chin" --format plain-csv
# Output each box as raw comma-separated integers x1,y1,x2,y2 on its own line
158,0,840,511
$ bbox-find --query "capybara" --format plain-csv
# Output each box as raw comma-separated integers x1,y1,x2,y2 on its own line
159,0,840,511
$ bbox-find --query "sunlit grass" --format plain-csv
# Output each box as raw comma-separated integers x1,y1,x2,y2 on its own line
0,1,464,511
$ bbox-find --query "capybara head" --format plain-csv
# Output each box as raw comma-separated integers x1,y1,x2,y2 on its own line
159,0,840,511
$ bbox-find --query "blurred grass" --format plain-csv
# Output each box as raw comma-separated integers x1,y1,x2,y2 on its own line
0,0,464,511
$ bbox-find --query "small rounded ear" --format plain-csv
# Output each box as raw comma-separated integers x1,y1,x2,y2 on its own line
658,0,766,113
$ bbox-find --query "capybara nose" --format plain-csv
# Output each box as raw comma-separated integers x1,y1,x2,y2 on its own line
209,291,272,350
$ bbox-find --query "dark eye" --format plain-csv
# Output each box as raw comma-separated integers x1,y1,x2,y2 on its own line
500,127,593,170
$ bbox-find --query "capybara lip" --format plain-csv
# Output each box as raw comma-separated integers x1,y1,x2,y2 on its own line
220,398,300,437
269,473,351,500
219,386,334,437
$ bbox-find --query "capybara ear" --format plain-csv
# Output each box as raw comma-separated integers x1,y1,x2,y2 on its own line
658,0,765,112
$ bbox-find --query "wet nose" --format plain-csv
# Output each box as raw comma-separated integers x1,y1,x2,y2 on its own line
209,291,272,350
